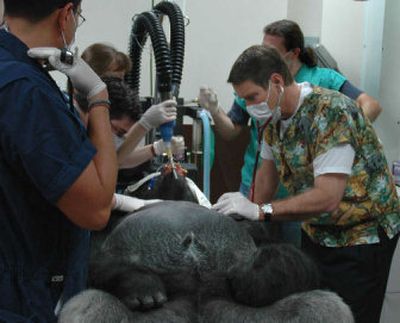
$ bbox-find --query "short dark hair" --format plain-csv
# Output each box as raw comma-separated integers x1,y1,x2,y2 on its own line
263,19,317,68
76,76,142,121
228,45,293,87
4,0,82,22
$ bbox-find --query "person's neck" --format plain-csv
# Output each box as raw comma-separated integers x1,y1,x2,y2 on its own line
290,59,303,77
5,16,58,49
280,82,301,119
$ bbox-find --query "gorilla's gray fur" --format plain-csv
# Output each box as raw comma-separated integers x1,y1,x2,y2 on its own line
89,201,258,311
60,190,353,322
58,289,197,323
59,289,354,323
200,289,354,323
229,243,320,307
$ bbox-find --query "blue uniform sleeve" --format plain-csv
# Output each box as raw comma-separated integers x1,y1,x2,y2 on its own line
339,80,363,100
3,82,96,203
227,98,250,125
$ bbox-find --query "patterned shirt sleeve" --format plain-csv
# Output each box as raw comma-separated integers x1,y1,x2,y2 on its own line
312,93,359,159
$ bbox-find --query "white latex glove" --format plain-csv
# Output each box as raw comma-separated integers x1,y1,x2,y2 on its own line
212,192,260,221
138,99,177,131
113,193,162,213
198,86,219,115
153,136,185,156
27,47,105,99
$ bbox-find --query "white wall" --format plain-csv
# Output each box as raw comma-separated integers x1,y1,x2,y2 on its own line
360,0,386,99
58,0,288,110
321,0,365,86
181,0,287,109
52,0,153,91
50,0,400,166
374,0,400,166
287,0,322,38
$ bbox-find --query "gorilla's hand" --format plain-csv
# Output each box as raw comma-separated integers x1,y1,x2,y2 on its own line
117,270,167,311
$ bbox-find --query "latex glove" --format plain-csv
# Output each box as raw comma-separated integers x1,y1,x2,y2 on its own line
138,99,177,131
153,136,185,156
113,193,162,213
212,192,259,221
198,86,219,115
27,47,105,99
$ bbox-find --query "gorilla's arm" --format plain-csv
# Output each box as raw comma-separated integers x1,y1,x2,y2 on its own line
201,290,354,323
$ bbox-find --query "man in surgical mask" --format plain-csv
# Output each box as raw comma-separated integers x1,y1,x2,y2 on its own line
245,78,284,126
212,44,400,323
0,0,117,320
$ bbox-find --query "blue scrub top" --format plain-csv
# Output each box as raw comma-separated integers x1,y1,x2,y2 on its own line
0,30,96,321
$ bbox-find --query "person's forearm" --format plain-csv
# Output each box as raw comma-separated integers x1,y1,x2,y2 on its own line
270,187,336,221
117,123,147,164
87,106,118,203
119,145,154,169
268,174,347,222
211,109,242,141
357,93,382,122
253,160,279,204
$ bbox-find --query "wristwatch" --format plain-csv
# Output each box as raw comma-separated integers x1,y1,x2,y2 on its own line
259,203,274,222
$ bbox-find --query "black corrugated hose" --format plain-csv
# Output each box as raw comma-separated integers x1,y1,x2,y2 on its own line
126,1,185,99
154,1,185,98
126,10,172,96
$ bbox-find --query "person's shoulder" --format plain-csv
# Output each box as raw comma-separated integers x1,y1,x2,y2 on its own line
304,86,342,108
0,59,46,89
233,94,246,109
300,65,343,79
308,86,357,118
0,67,68,122
228,95,250,125
310,85,346,101
315,67,345,79
298,65,346,91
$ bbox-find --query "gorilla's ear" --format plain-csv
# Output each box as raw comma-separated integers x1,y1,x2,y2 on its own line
181,231,207,265
180,231,204,265
182,231,195,248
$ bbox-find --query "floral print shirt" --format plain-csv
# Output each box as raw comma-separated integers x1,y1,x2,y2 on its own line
264,86,400,247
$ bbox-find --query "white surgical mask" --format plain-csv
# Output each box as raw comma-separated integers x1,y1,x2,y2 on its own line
247,101,272,124
247,81,284,125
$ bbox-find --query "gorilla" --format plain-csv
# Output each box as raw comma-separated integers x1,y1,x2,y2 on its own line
89,201,258,311
59,289,354,323
59,167,354,322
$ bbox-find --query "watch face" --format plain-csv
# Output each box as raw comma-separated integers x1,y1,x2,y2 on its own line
261,203,273,215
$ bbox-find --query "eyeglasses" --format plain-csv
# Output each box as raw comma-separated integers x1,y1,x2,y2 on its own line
59,4,86,28
76,11,86,28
